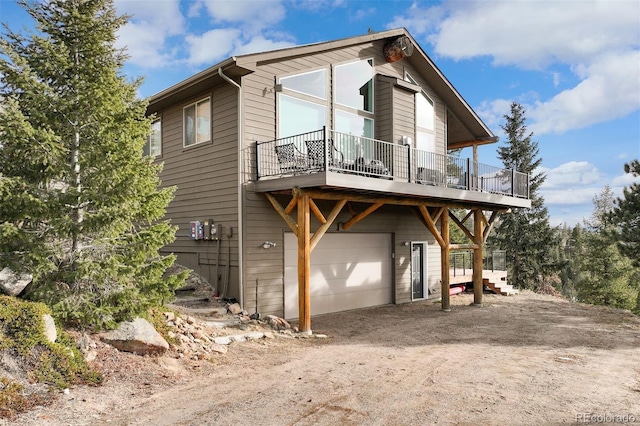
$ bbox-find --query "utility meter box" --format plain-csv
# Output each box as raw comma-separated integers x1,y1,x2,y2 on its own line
189,221,203,240
214,223,223,239
202,219,212,240
201,219,221,240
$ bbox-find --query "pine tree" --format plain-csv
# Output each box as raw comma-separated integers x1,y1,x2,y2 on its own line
0,0,186,329
488,102,556,290
576,187,638,310
607,159,640,267
557,224,584,300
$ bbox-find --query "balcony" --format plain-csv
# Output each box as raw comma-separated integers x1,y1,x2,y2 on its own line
254,128,531,209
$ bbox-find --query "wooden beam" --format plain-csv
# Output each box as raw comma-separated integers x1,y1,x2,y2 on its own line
461,210,473,224
441,208,451,311
483,210,499,243
265,193,298,236
310,199,347,252
473,209,484,306
297,194,311,333
449,211,474,242
309,198,326,224
291,187,503,211
451,243,480,250
342,202,384,231
433,207,444,223
447,136,499,151
419,205,445,248
284,195,298,215
479,210,489,227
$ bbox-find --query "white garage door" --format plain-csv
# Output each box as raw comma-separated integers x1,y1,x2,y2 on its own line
284,233,393,319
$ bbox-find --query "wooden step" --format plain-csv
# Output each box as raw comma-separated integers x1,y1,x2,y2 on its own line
483,278,519,296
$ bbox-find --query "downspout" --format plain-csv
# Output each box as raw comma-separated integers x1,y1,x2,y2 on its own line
218,66,244,309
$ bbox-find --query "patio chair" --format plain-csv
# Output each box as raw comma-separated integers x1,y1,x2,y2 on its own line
305,140,326,170
447,173,468,190
275,143,307,174
349,157,391,178
416,167,444,186
305,139,345,171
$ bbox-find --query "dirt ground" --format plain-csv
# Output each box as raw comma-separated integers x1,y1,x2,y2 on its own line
7,291,640,426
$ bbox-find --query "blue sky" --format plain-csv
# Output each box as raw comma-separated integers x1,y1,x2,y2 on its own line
2,0,639,227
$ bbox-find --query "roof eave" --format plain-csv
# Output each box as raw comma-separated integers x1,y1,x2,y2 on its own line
146,57,252,114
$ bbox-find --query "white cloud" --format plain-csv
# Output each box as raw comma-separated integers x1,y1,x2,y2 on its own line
114,0,185,68
390,0,640,135
530,51,640,134
542,187,601,206
386,2,446,36
475,98,512,129
185,31,295,66
420,1,639,69
539,162,603,217
539,161,601,190
185,29,242,65
612,171,640,187
196,0,286,33
233,36,296,56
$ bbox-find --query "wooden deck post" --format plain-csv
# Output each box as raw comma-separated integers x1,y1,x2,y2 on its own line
297,193,311,333
441,207,451,311
473,209,484,306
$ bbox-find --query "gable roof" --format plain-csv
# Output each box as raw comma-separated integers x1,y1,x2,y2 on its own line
147,28,496,144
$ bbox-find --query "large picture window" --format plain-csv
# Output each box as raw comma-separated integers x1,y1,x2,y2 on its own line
278,95,326,138
280,69,327,100
406,73,435,152
278,69,327,138
144,118,162,157
184,98,210,147
335,59,374,112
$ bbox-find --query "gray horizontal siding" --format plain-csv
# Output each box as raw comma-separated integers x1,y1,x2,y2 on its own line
155,83,241,297
239,38,454,317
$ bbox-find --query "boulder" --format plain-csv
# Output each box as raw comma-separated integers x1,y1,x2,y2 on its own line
227,303,242,315
266,315,291,330
0,267,32,296
42,314,57,343
100,318,169,356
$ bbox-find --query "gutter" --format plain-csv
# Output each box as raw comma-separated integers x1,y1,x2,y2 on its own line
218,67,245,310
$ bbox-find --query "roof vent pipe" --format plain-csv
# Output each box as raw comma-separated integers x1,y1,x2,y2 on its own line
383,36,414,63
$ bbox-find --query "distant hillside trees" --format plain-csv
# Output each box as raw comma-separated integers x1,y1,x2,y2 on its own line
488,102,557,290
0,0,185,329
574,187,639,311
607,159,640,267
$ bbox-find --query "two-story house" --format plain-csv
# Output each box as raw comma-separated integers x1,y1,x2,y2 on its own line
146,28,530,332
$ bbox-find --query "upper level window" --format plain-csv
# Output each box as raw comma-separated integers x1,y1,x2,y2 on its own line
184,98,210,147
279,95,326,138
144,118,162,157
278,69,327,138
335,59,374,112
280,69,327,100
406,73,435,152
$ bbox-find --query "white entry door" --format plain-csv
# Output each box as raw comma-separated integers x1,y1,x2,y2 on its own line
284,233,393,319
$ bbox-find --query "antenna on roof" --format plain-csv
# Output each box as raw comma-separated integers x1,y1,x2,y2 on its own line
368,28,375,34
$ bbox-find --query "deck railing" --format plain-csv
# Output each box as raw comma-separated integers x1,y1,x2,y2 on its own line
256,127,530,199
451,250,507,277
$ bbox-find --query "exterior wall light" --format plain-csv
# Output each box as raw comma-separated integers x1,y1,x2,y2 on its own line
402,241,410,246
262,241,276,249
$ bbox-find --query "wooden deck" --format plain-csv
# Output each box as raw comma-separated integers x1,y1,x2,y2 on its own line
449,270,518,295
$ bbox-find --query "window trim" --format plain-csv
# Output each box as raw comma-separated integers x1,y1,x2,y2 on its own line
144,117,162,158
405,72,435,151
334,58,375,114
183,97,211,148
277,68,329,139
277,93,328,139
279,68,328,101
